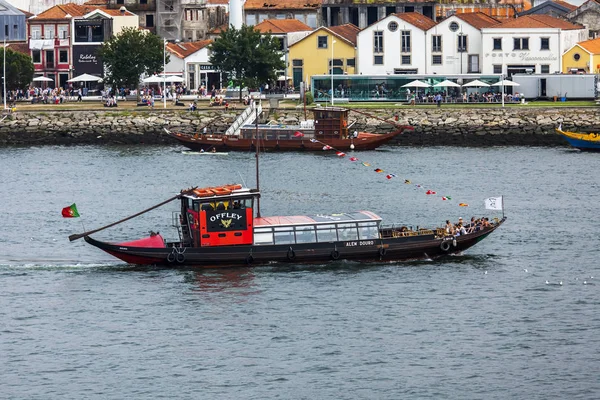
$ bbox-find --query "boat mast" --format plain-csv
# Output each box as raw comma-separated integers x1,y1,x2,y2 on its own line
255,101,261,217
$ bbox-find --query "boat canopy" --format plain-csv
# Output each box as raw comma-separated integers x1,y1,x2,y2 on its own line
254,211,381,228
180,184,254,200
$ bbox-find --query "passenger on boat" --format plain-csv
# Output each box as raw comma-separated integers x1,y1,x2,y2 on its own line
482,217,491,228
455,223,467,236
445,220,455,235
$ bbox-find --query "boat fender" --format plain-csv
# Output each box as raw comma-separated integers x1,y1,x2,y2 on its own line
440,240,451,252
176,253,185,263
331,249,340,260
167,251,176,263
379,247,387,257
452,239,457,247
245,255,254,265
287,247,296,261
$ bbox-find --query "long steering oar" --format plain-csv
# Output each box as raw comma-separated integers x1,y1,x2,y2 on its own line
68,188,196,242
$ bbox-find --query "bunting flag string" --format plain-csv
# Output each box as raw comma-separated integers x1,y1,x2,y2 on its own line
308,137,469,207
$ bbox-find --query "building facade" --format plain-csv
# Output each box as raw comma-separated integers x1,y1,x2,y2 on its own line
244,0,321,29
0,0,27,42
357,13,435,75
287,24,359,91
426,12,500,76
322,0,436,28
481,15,587,76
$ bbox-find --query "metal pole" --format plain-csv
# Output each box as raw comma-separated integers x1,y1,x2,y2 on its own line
3,37,6,110
255,103,261,218
331,39,335,106
163,39,166,109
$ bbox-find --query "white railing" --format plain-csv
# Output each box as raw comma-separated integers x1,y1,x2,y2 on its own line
224,100,262,136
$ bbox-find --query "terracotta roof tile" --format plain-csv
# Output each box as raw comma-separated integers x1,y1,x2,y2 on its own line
455,12,501,29
328,23,360,45
495,14,583,29
167,39,212,58
553,0,578,11
244,0,322,10
34,3,135,20
577,37,600,53
396,12,436,31
207,0,229,4
17,8,34,18
2,42,30,55
254,19,312,33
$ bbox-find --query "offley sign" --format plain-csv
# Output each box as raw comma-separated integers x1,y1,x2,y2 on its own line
206,210,247,232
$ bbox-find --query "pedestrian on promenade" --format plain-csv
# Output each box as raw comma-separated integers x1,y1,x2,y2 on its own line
435,93,442,108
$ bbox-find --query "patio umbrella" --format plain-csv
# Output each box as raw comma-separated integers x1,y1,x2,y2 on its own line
67,73,102,83
462,79,490,87
277,75,292,81
401,80,430,88
433,79,461,88
32,76,53,82
491,79,520,87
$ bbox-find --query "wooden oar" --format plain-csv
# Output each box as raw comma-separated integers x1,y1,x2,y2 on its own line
68,188,196,242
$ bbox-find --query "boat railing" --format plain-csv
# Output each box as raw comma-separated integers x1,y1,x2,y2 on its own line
225,101,262,136
171,212,184,243
379,224,436,238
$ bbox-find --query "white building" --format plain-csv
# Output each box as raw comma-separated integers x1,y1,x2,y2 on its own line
426,12,500,75
357,12,435,75
481,15,587,76
167,39,225,91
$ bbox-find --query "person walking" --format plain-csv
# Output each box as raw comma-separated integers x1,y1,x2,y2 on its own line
435,93,442,108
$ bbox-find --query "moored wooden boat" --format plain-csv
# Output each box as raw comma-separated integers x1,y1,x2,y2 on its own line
555,126,600,151
169,105,411,152
75,184,505,268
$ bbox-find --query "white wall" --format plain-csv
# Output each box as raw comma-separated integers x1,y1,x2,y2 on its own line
357,14,427,75
427,16,483,75
481,27,587,75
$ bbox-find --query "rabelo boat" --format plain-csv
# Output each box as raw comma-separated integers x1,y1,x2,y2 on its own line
73,185,505,268
555,125,600,151
168,104,411,152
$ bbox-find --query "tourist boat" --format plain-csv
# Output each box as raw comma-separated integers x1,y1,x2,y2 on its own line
167,104,411,152
72,182,505,267
555,125,600,151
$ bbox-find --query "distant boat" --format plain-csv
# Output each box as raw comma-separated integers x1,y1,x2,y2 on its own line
167,103,411,152
182,151,229,155
555,126,600,151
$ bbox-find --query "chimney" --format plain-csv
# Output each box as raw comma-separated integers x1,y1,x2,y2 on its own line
229,0,243,30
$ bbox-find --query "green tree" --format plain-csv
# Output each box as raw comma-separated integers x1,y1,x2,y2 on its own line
0,48,34,91
209,25,285,100
98,27,168,90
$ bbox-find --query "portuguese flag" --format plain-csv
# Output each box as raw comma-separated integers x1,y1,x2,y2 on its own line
62,203,80,218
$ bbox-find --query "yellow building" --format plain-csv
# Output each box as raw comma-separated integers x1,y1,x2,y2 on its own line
563,37,600,74
287,24,359,90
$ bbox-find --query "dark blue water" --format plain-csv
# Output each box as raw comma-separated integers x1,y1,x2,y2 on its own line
0,145,599,399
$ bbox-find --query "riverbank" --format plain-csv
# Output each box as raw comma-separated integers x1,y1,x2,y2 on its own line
0,105,594,147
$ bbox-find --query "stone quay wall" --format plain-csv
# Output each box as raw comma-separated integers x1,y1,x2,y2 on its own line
0,107,596,147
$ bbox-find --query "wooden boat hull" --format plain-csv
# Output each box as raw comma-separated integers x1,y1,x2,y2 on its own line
169,130,403,152
555,128,600,151
84,218,505,268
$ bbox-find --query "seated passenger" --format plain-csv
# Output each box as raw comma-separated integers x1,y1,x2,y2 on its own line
445,220,455,235
216,202,226,210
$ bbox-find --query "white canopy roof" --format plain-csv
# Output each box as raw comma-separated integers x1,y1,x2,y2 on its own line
67,73,103,83
433,79,461,88
401,80,431,88
492,79,520,87
462,79,490,88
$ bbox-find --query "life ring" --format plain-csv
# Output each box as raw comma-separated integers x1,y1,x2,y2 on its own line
331,250,340,260
379,247,387,257
176,253,185,263
453,239,457,247
287,247,296,261
245,255,254,264
167,252,176,263
440,241,451,252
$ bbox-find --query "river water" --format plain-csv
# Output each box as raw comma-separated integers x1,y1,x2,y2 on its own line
0,144,599,399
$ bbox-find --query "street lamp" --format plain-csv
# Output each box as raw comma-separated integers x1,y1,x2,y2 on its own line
331,38,336,106
3,36,6,110
163,39,167,109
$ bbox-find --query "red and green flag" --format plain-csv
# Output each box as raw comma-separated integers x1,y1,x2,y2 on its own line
62,203,80,218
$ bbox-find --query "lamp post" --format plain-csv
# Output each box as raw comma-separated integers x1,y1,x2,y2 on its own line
331,39,336,106
163,39,167,109
3,36,6,110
